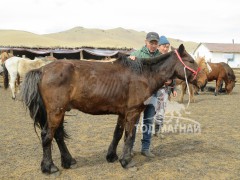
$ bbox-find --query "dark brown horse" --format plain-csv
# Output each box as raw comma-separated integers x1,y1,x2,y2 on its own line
21,44,205,174
176,58,209,103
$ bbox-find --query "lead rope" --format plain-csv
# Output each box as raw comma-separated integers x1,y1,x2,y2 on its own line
184,66,191,109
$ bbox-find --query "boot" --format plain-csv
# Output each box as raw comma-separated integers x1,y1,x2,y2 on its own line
141,150,155,158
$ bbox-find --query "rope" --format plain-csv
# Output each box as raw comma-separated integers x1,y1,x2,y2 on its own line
184,67,191,109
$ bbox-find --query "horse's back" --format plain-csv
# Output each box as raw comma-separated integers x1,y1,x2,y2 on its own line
37,59,140,114
5,57,22,72
18,58,51,77
207,62,226,81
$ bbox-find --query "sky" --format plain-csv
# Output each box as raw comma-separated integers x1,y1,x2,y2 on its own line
1,0,240,43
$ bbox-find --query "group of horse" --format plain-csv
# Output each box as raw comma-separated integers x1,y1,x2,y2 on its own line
177,56,237,103
0,45,236,175
0,51,54,99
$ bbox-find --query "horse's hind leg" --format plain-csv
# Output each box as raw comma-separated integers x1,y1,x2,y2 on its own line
41,123,59,174
41,113,64,174
119,111,139,168
106,115,124,163
9,76,17,100
54,121,77,169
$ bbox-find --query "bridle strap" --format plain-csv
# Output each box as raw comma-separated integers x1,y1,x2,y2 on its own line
174,49,200,79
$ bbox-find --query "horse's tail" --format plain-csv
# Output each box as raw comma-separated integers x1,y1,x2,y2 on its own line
21,69,47,133
2,64,9,89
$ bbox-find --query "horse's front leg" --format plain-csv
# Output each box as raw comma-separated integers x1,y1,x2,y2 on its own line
119,111,139,168
189,84,195,103
179,83,186,103
106,115,125,163
215,79,222,96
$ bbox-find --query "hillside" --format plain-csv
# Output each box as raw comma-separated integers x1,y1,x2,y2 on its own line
0,27,198,53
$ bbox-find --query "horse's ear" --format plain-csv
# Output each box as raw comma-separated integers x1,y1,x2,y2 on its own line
178,44,185,56
171,46,176,51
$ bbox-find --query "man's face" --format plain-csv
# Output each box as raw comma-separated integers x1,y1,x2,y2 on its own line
145,40,159,53
158,44,170,54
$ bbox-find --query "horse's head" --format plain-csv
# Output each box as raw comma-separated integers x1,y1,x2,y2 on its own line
225,80,236,94
196,56,211,74
0,51,13,65
173,44,206,87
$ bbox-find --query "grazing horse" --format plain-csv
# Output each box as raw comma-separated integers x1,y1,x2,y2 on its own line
197,57,235,95
3,57,52,99
21,44,205,174
219,62,236,94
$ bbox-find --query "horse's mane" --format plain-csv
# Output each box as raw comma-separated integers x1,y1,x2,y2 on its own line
114,55,143,74
140,52,171,65
114,52,171,74
196,56,206,65
196,57,210,73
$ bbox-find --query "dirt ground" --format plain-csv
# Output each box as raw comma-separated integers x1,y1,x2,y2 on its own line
0,83,240,179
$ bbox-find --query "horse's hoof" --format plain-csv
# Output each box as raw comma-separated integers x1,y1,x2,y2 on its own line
49,170,60,177
119,158,133,168
70,158,78,169
106,153,118,163
125,160,136,169
62,158,77,169
41,164,59,175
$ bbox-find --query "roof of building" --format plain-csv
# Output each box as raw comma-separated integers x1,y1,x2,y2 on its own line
194,43,240,54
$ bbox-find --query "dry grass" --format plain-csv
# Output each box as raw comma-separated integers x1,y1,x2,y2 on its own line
0,81,239,179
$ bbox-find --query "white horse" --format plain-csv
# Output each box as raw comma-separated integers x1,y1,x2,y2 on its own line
0,65,3,74
2,57,53,99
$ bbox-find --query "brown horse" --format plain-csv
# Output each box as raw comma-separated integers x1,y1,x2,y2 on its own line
197,57,235,95
0,51,13,64
219,62,236,94
21,44,205,174
176,78,199,103
177,58,209,103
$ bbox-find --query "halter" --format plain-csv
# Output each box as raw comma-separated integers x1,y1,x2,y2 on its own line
174,49,200,80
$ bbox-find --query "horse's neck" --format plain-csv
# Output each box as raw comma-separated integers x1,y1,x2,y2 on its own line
143,57,175,93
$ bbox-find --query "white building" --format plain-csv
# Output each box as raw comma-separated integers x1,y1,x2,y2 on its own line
193,43,240,68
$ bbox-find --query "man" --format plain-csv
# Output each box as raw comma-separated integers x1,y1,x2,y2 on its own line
154,36,177,136
129,32,161,157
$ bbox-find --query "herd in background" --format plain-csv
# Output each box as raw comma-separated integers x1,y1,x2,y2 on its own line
176,55,237,103
0,50,237,102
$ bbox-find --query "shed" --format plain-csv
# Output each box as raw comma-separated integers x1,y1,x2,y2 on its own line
0,46,134,60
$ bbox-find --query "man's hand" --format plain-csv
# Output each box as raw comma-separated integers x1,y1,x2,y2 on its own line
172,90,177,97
129,56,136,60
164,79,173,86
